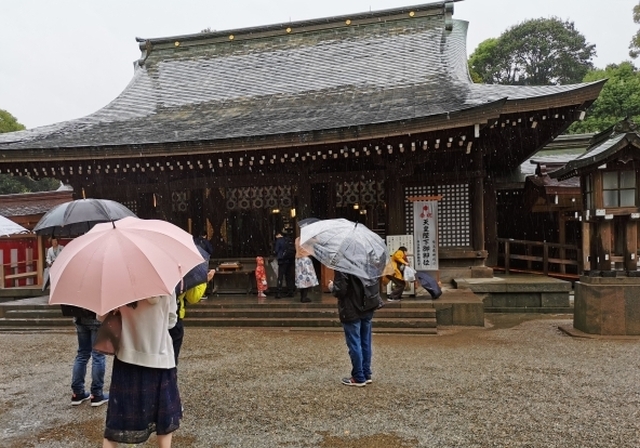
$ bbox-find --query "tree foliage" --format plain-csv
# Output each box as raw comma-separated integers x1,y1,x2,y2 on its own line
0,109,60,194
469,17,595,85
629,3,640,59
0,109,25,133
568,62,640,134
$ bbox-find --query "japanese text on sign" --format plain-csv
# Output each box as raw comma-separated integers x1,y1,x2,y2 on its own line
413,201,438,270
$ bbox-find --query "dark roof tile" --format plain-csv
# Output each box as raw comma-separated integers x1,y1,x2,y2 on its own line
0,2,600,151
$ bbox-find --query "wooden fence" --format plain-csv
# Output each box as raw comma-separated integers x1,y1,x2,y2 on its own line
495,238,581,280
0,235,43,289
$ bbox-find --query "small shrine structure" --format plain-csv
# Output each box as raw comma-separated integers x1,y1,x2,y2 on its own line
551,119,640,335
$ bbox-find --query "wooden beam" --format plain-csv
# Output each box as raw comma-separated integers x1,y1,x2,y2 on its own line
626,220,638,271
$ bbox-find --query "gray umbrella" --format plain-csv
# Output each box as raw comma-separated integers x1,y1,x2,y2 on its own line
299,218,388,285
33,198,137,236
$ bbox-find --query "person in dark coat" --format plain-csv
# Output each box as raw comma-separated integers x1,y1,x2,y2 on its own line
169,237,214,364
193,231,214,257
274,231,295,298
329,270,381,387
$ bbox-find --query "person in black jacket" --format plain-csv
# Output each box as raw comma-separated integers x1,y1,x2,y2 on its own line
274,231,295,298
329,270,381,387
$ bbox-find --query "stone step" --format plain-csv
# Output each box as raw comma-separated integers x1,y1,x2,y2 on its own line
485,306,573,314
0,300,437,333
0,317,73,327
0,316,437,331
4,307,436,320
183,317,436,328
185,309,435,319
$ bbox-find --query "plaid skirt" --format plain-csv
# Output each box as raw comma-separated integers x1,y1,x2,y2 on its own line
104,357,182,444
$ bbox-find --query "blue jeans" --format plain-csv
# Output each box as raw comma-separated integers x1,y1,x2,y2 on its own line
71,319,106,396
341,311,374,383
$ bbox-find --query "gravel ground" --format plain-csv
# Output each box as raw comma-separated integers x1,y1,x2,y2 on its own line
1,314,640,448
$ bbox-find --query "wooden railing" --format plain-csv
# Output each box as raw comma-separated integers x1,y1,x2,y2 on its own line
495,238,581,280
0,260,41,289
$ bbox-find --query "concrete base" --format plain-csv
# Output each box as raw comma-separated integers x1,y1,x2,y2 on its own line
574,276,640,335
433,289,485,326
453,275,572,313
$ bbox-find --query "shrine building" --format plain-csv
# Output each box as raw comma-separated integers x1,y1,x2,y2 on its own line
0,1,604,281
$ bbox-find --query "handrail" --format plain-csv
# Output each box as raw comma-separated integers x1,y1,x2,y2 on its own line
0,259,40,289
496,238,580,278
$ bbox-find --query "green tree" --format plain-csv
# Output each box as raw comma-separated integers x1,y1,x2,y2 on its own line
468,38,501,83
0,109,25,133
0,109,60,194
469,17,595,85
629,3,640,59
569,62,640,133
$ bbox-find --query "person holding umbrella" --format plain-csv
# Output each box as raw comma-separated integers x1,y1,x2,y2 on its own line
70,306,109,407
298,218,388,386
102,295,181,447
46,216,207,448
170,236,215,365
329,270,382,387
42,237,64,290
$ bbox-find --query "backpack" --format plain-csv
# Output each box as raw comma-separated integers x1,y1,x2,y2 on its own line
281,237,296,259
60,305,97,320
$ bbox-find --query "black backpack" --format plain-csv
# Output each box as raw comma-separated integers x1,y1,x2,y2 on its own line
281,237,296,259
60,305,97,320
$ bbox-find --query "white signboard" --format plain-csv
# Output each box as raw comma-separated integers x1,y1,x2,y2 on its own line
413,200,439,270
385,235,414,255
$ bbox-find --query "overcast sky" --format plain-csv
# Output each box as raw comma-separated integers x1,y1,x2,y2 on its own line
1,0,637,129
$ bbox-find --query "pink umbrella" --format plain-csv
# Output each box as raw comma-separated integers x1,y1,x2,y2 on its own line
49,216,205,315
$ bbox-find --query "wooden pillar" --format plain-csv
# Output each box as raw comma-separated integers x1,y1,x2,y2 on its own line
470,150,488,264
625,220,638,271
558,213,566,274
386,167,405,235
296,168,312,220
483,177,497,265
327,182,336,218
597,221,613,271
581,220,591,273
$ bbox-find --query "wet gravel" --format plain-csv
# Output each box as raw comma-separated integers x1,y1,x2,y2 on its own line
1,315,640,447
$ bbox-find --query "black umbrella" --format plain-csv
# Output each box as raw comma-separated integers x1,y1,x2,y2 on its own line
33,198,137,236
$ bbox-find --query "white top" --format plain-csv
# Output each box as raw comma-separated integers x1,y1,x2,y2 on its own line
116,294,177,369
46,245,64,267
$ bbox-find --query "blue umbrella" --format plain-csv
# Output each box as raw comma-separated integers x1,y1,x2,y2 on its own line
175,244,211,295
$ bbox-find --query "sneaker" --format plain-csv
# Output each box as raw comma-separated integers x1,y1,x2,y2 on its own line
71,391,90,406
90,393,109,407
341,377,366,387
365,378,373,384
387,297,397,302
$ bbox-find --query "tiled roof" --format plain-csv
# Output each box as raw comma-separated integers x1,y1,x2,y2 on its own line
550,120,640,180
0,1,602,151
0,190,74,218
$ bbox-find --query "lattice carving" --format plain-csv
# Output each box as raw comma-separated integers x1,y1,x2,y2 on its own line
171,191,189,213
336,181,385,207
226,186,292,210
404,184,470,247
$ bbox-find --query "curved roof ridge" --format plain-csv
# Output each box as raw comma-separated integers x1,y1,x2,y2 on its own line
137,2,455,46
0,1,603,152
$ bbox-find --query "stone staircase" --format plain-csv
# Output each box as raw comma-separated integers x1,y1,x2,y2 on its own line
0,296,438,334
